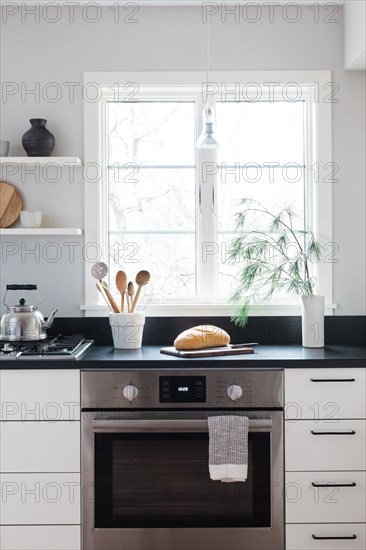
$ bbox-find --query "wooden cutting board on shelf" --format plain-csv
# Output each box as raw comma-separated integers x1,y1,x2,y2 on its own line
0,181,22,228
160,346,254,358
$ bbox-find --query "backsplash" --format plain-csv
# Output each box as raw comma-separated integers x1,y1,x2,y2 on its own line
48,316,366,346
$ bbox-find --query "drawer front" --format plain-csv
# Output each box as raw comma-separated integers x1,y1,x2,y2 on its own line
286,524,366,550
286,472,366,524
0,473,80,525
0,526,80,550
285,369,366,420
285,419,366,471
0,370,80,421
0,421,80,472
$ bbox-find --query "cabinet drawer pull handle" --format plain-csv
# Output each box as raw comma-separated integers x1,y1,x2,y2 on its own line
312,535,357,540
310,378,356,382
311,430,356,435
311,482,356,488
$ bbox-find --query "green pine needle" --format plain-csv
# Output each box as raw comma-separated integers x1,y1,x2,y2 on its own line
228,200,323,327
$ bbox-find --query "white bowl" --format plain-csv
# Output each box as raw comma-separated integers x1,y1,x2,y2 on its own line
20,211,42,228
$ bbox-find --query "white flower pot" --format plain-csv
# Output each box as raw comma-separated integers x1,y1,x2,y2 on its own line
301,295,325,348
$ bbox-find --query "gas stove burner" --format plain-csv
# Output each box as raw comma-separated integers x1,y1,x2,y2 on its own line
44,335,85,353
0,334,93,361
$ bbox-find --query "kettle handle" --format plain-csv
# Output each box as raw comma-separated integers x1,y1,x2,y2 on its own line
6,284,37,290
3,285,41,309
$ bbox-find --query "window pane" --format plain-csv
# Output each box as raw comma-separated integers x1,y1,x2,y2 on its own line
109,168,195,232
108,234,196,298
105,95,308,303
217,233,240,298
217,168,305,232
108,102,195,166
216,101,304,165
216,101,306,300
107,101,196,299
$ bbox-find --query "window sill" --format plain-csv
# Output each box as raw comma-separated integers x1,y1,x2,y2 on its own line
81,303,337,317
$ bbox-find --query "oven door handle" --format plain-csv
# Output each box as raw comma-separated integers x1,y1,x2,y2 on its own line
84,417,274,432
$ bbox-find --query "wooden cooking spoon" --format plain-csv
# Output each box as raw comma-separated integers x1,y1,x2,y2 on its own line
131,270,151,312
101,281,120,313
116,270,127,313
96,282,114,312
127,281,135,313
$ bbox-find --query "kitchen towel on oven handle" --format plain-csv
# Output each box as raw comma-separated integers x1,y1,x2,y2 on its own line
208,415,249,482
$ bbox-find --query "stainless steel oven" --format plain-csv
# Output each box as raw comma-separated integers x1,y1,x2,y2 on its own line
82,369,284,550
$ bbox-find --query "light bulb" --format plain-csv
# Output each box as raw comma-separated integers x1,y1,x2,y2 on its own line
196,104,219,150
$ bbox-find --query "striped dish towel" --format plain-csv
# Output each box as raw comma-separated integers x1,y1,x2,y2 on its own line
208,415,249,482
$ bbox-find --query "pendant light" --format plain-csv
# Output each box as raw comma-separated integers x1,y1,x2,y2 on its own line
196,17,219,149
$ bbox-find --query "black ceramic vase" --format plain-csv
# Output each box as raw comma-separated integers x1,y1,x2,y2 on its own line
22,119,55,157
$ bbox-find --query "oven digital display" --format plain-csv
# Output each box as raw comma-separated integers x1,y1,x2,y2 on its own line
160,376,206,403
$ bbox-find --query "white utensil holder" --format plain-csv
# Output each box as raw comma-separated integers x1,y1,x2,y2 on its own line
109,311,145,349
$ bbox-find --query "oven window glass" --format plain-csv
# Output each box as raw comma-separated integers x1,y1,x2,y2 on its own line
94,432,271,528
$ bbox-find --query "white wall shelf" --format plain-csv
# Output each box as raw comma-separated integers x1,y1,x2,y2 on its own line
0,228,83,236
0,157,82,166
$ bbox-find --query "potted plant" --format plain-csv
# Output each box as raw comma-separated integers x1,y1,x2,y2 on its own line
227,199,324,348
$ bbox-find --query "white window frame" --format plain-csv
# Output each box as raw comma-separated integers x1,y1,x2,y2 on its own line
83,70,334,317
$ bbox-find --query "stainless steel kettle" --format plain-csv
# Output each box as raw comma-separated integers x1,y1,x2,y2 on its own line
0,284,58,341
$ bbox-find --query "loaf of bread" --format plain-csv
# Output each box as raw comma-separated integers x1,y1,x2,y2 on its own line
174,325,230,350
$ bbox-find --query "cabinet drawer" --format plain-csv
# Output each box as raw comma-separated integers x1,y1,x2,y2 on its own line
286,472,366,523
286,524,366,550
0,473,80,525
285,369,366,420
0,370,80,421
285,419,366,471
0,526,80,550
0,421,80,472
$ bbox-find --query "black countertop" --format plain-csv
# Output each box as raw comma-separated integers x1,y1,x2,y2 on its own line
1,344,365,369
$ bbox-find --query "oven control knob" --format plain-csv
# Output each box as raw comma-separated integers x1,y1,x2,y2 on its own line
227,384,243,401
123,385,139,402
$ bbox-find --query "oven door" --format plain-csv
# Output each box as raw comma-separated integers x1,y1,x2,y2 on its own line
82,411,283,550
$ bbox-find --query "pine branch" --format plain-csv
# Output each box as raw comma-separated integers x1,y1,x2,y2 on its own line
228,199,322,326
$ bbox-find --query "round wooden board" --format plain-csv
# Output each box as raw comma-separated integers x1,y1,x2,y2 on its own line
0,181,23,228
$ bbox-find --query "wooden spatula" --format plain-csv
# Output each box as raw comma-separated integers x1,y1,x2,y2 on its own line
116,270,127,312
127,281,135,313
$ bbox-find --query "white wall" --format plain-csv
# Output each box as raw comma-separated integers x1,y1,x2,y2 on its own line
0,5,365,316
344,0,366,69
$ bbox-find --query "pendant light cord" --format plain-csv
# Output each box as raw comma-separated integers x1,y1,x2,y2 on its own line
206,17,210,89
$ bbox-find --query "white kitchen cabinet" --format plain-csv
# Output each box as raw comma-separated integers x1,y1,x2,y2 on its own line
286,471,366,523
0,369,81,550
285,368,366,420
286,524,366,550
0,421,80,472
285,368,366,550
285,419,366,471
0,473,80,525
0,526,80,550
0,369,80,421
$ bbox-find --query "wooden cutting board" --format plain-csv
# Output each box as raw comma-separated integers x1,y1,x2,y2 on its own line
160,346,254,358
0,181,22,228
